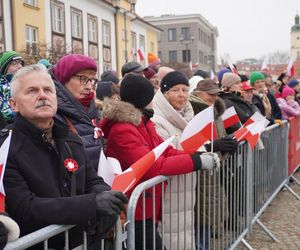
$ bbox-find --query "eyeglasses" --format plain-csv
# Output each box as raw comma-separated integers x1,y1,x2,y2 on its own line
73,74,98,86
10,60,23,66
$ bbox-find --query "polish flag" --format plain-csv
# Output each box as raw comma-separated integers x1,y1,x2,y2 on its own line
189,61,193,71
210,70,215,80
243,112,270,128
287,57,295,77
138,47,145,61
261,58,269,72
221,106,240,129
180,106,217,154
234,120,265,149
112,136,175,193
226,56,238,74
98,149,122,187
0,131,12,212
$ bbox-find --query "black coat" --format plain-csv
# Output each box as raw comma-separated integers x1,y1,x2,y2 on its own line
49,69,102,171
219,92,256,134
267,91,282,120
2,114,110,249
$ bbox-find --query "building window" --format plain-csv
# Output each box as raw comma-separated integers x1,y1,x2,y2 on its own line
102,20,111,47
71,8,82,39
182,50,191,63
139,34,145,51
181,27,190,41
122,49,127,64
131,31,137,50
51,1,64,34
199,50,204,64
88,15,97,43
24,0,37,6
168,28,176,41
26,25,38,55
169,50,177,63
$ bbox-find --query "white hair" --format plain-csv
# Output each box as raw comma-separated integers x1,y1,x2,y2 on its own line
10,64,54,97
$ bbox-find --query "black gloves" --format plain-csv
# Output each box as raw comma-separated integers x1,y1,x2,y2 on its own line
95,191,128,232
0,221,8,250
95,191,128,217
205,135,238,155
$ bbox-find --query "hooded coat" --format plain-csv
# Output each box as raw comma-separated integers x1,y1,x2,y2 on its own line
152,89,196,250
100,99,199,223
50,70,102,171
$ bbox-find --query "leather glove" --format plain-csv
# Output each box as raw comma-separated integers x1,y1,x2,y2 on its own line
191,152,220,171
95,191,128,218
205,135,238,155
0,221,8,250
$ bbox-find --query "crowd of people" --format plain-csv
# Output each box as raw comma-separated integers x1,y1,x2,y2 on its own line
0,49,299,250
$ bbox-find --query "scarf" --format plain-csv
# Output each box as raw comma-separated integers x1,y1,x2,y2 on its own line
78,92,95,108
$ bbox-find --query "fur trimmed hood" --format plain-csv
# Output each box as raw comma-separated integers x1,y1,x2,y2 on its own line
101,99,142,127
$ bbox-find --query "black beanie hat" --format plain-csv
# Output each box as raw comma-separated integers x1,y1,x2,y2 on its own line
120,74,154,109
160,71,189,93
194,69,209,79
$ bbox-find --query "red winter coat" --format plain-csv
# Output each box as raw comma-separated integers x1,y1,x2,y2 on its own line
100,100,196,222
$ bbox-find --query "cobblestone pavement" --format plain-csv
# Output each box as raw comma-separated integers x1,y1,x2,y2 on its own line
236,171,300,250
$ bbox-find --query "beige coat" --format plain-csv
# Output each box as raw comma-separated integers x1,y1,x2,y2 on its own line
152,90,196,250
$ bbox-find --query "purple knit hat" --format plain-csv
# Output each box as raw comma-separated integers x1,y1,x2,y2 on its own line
54,54,97,84
217,68,231,83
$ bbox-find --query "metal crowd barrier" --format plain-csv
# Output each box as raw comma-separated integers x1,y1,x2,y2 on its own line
5,219,125,250
125,122,290,250
4,122,292,250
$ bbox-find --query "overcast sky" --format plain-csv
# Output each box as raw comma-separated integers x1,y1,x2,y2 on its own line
136,0,299,62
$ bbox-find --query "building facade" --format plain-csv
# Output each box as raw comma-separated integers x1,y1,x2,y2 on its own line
145,14,218,71
291,14,300,60
0,0,159,76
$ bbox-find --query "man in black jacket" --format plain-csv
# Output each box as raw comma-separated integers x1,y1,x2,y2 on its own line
1,64,128,249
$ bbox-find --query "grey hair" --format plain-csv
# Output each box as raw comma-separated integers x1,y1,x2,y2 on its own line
10,64,54,98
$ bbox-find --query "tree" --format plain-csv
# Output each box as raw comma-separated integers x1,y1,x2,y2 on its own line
260,50,289,65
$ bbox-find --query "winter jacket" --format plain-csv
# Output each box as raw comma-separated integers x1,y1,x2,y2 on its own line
219,92,255,134
276,98,300,120
0,74,14,123
100,99,199,222
2,114,110,249
50,69,102,171
189,94,228,235
267,91,282,120
152,90,196,250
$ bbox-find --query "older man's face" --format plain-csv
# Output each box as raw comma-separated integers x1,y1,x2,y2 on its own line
10,71,57,124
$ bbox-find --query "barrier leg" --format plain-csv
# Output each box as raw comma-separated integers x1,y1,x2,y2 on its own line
240,238,254,250
290,175,300,186
284,183,300,200
256,219,279,242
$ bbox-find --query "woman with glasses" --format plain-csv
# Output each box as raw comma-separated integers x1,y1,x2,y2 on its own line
50,54,101,171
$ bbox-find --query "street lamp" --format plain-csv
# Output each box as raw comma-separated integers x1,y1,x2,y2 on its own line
179,33,194,64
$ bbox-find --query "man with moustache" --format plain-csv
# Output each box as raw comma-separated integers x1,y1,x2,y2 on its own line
1,64,128,249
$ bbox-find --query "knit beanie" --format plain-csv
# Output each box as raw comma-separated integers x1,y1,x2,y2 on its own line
160,71,189,93
0,51,24,75
221,73,241,88
194,69,209,79
96,81,113,100
250,71,265,85
144,67,156,80
217,68,231,83
100,70,119,83
38,59,52,69
120,74,154,109
53,54,97,84
148,52,161,67
282,86,295,98
288,79,299,88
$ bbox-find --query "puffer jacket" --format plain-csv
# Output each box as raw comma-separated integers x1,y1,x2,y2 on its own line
50,70,101,171
276,97,300,119
100,99,199,223
152,90,196,250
